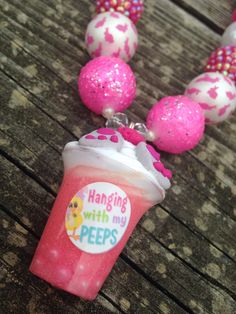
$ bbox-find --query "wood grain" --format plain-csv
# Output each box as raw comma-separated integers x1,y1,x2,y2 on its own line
0,0,236,313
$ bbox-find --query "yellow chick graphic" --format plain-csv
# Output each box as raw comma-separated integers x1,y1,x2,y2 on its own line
66,196,83,241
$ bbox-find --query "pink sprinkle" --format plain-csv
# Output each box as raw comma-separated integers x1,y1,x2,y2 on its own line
110,135,119,143
146,144,160,161
196,74,219,83
153,162,172,179
207,86,218,99
95,17,106,28
185,88,201,95
97,128,115,135
110,12,120,18
117,127,145,145
116,24,128,32
153,161,164,172
162,169,172,179
226,91,236,100
104,28,114,43
98,135,107,140
218,104,230,116
85,135,96,139
198,102,216,110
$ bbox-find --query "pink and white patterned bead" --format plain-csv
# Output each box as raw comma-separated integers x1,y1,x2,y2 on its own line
85,12,138,62
185,72,236,124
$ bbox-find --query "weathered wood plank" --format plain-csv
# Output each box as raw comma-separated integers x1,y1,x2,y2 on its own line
171,0,233,32
1,0,236,312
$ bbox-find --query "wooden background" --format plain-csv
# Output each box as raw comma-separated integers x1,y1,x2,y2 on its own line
1,0,236,313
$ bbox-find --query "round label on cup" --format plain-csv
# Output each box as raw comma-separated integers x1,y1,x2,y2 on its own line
65,182,131,254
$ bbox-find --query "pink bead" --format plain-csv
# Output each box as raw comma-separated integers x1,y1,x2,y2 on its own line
205,46,236,84
97,128,116,135
78,56,136,115
85,12,138,62
85,135,96,139
146,144,160,160
96,0,144,24
146,96,205,154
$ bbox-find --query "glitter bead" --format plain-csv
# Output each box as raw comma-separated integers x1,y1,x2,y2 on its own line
205,46,236,85
221,22,236,46
185,72,236,124
85,12,138,62
146,96,205,154
96,0,144,24
78,56,136,115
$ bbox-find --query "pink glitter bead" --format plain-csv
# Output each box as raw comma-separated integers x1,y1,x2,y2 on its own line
78,56,136,115
205,46,236,85
96,0,144,24
146,96,205,154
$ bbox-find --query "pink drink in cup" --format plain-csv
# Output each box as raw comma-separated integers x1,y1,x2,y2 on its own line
30,128,171,300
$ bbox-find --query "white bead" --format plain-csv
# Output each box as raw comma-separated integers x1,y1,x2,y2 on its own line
221,22,236,46
85,12,138,62
185,72,236,124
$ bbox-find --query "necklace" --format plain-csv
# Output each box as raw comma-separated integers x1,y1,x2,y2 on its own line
30,0,236,301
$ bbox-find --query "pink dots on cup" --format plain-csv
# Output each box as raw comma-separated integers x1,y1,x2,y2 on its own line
146,144,160,161
85,135,96,139
98,135,107,140
97,128,115,135
110,135,119,143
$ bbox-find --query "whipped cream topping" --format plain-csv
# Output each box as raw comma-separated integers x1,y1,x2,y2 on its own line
64,128,171,192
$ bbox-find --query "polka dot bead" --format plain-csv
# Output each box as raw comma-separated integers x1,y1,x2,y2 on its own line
146,96,205,154
185,72,236,124
96,0,144,24
85,12,138,62
205,46,236,85
78,56,136,115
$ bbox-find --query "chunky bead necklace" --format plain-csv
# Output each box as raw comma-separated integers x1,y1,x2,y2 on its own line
30,0,236,301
